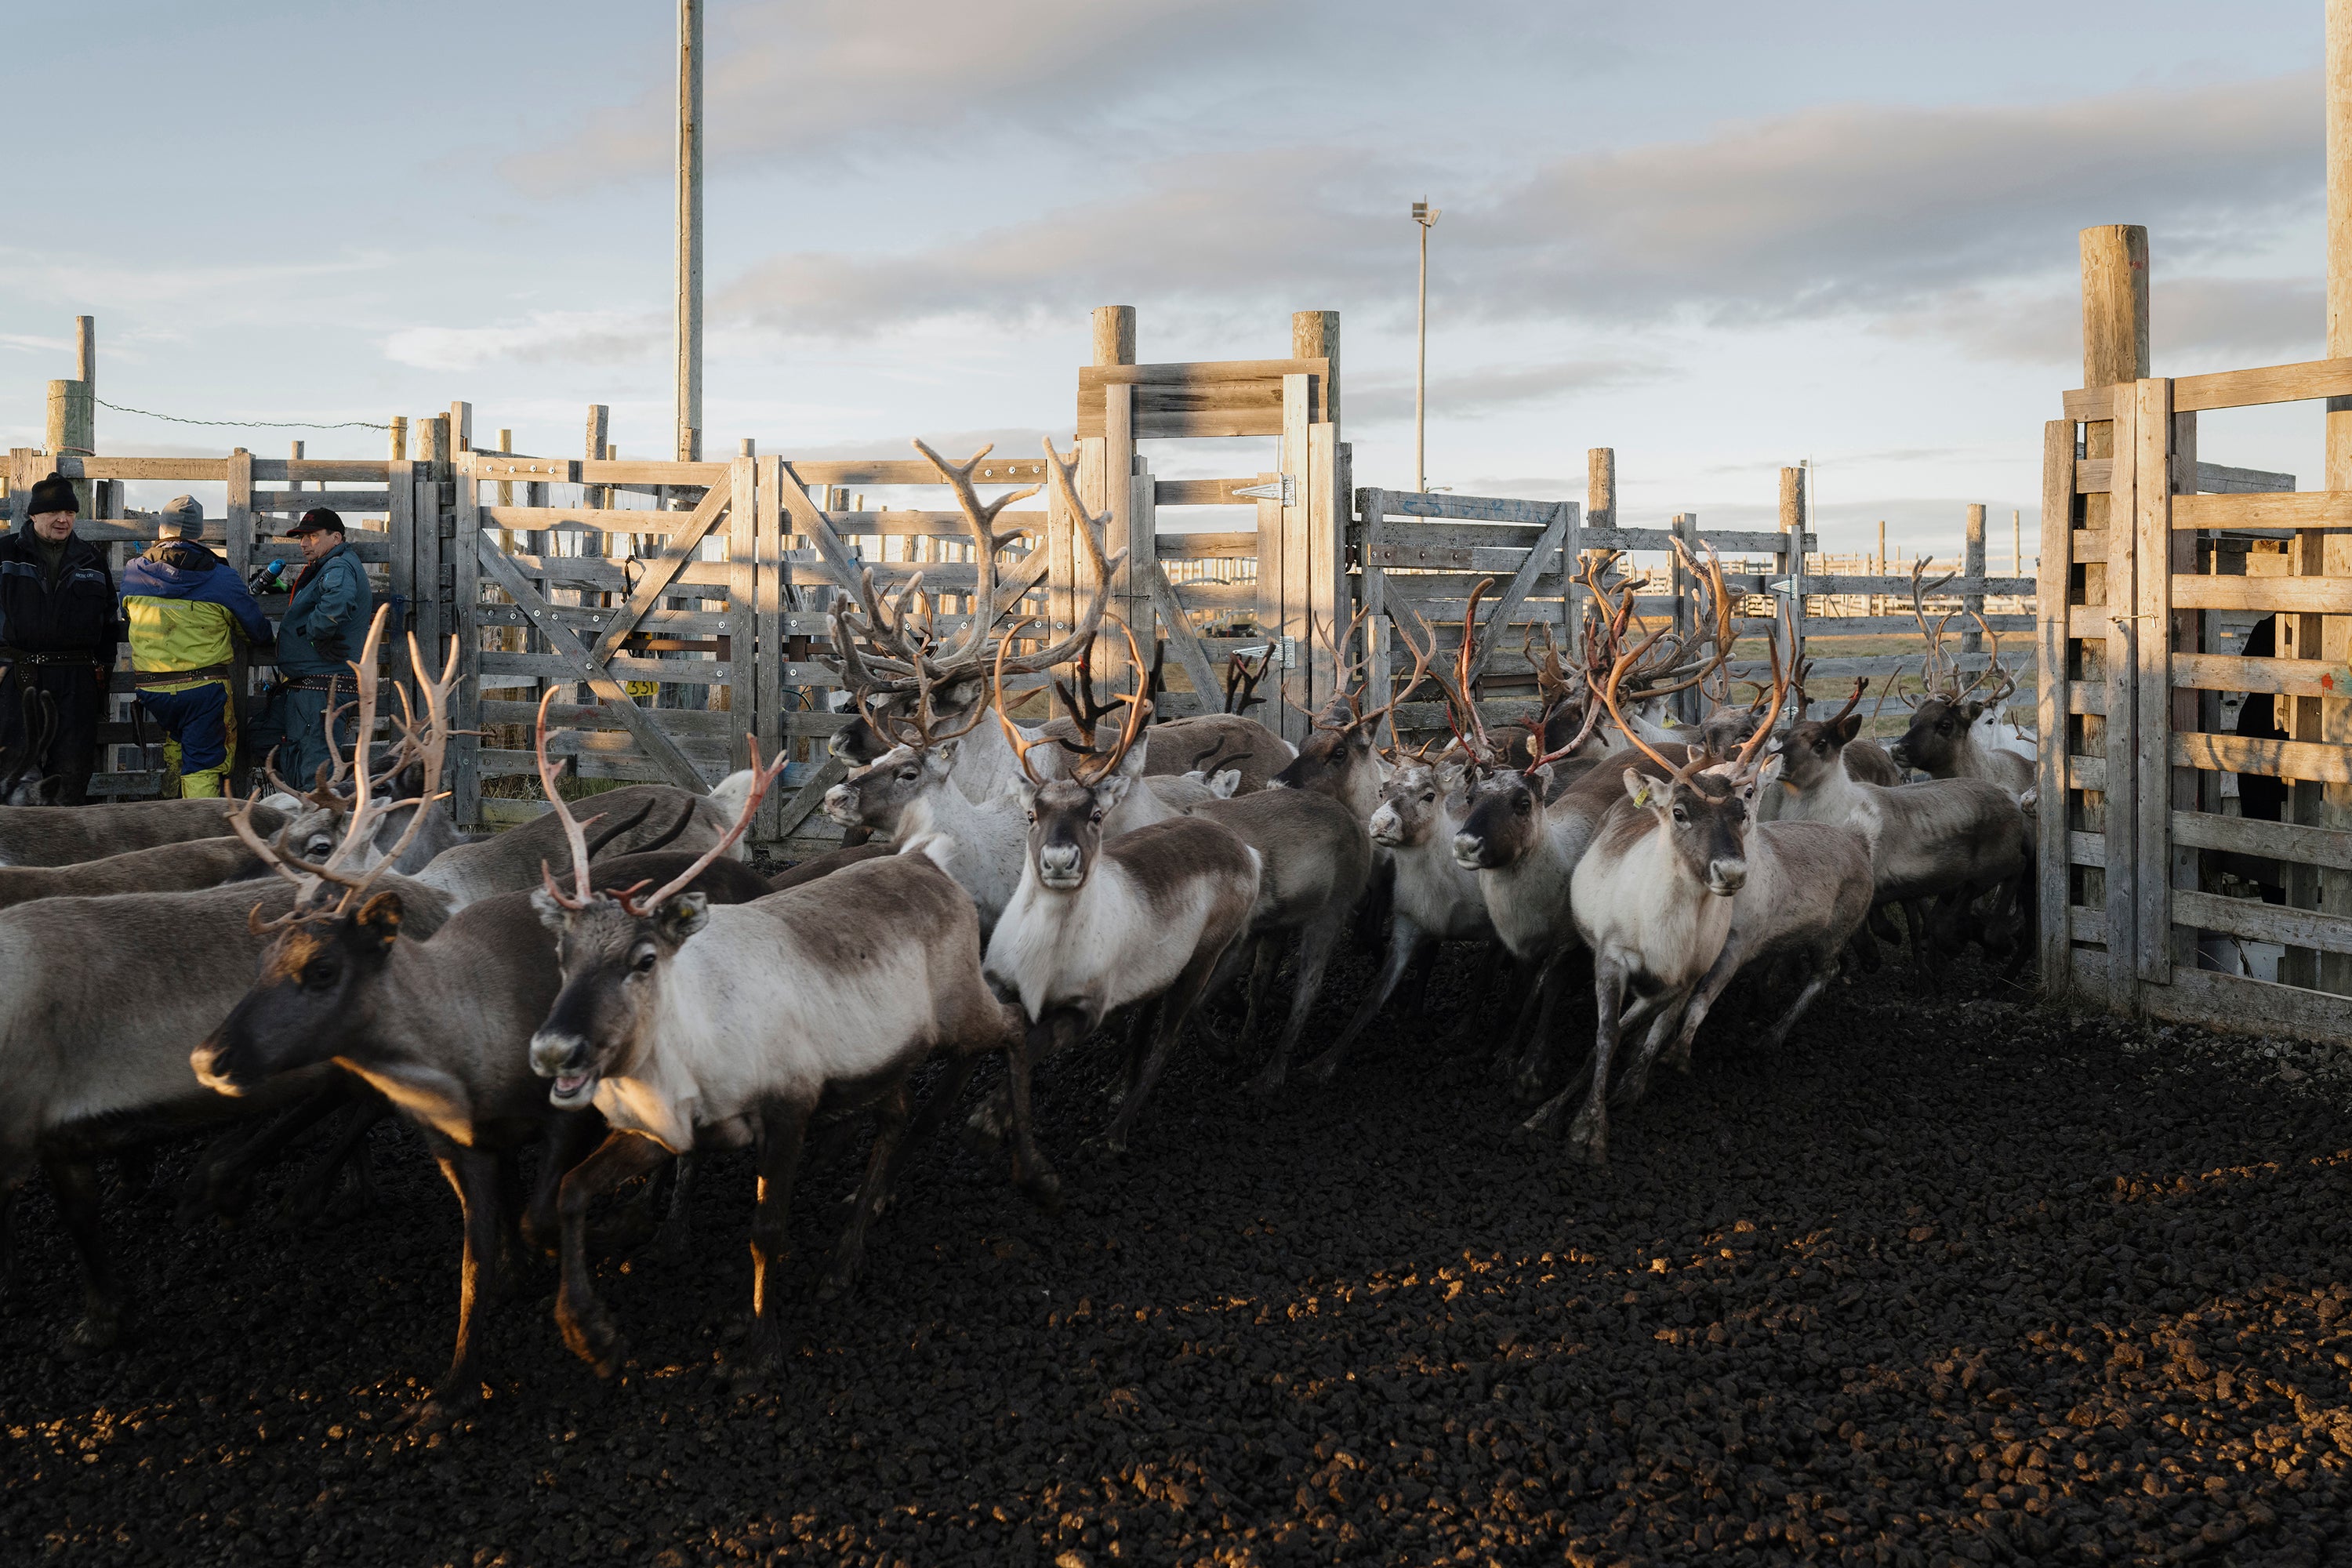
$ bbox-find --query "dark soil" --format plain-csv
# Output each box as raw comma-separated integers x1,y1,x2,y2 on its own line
5,951,2351,1568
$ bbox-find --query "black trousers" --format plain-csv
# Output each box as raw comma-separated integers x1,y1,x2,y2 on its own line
0,660,106,805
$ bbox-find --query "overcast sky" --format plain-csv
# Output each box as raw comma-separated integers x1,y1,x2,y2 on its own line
1,0,2335,559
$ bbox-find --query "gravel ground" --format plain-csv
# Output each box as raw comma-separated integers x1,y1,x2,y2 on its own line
4,949,2350,1568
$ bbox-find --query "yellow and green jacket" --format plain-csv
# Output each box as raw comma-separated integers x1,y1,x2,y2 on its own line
121,541,274,674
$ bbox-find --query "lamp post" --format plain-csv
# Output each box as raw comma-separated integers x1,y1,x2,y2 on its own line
1413,198,1439,493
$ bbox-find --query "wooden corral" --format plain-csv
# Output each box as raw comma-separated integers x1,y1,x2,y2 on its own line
2040,224,2352,1039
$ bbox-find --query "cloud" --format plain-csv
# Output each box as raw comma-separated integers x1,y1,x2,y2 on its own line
706,71,2321,344
1346,358,1665,424
1875,274,2324,367
0,246,393,310
381,310,666,372
502,0,1289,194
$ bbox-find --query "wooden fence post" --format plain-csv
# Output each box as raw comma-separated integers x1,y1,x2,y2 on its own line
1295,310,1343,719
2078,223,2150,1004
1777,468,1806,693
2037,419,2078,992
1094,306,1138,684
2319,0,2352,994
1671,512,1700,724
452,454,482,826
45,379,93,514
1963,503,1987,655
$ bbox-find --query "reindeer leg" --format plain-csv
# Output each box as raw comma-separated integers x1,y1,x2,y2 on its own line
1301,915,1428,1086
285,1094,391,1224
191,1079,350,1221
817,1080,912,1301
41,1152,122,1356
1247,908,1347,1098
1092,939,1225,1156
554,1130,672,1378
1236,935,1280,1052
1562,956,1628,1166
650,1152,699,1263
1638,936,1751,1094
1194,934,1254,1062
744,1099,811,1367
413,1140,503,1431
1755,960,1838,1054
524,1112,601,1259
1004,1014,1069,1212
1399,935,1443,1019
1510,955,1575,1103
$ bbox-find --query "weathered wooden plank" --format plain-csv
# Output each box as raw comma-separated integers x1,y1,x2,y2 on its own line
2103,388,2140,1004
753,456,786,840
770,754,848,837
773,466,874,600
727,453,757,773
2132,377,2174,984
248,489,391,514
1147,557,1224,710
44,456,232,481
2147,965,2350,1044
450,470,483,826
2038,417,2078,989
483,698,735,737
1777,575,2037,596
1083,358,1330,388
1155,531,1257,560
2195,461,2299,494
250,459,394,483
481,651,733,684
2172,808,2352,873
2170,575,2352,615
2067,355,2352,420
1154,478,1263,506
473,537,709,791
2172,492,2352,532
2171,731,2352,783
2171,652,2352,698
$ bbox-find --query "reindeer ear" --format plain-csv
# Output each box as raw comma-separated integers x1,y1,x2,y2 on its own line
1622,768,1656,808
1093,773,1134,809
927,738,960,771
1209,768,1240,799
1962,700,1986,724
1833,714,1863,744
1530,762,1555,789
655,891,710,945
356,890,405,950
529,886,570,931
1013,778,1040,812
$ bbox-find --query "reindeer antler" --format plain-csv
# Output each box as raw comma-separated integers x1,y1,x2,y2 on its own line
535,688,603,912
612,742,789,916
1907,557,1961,699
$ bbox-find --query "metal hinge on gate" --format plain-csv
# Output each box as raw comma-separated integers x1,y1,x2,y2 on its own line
1234,476,1297,506
1232,637,1299,670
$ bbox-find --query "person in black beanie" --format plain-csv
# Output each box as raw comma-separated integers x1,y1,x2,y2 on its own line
0,472,119,804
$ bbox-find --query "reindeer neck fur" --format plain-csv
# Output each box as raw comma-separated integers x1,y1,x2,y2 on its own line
986,828,1251,1025
1388,797,1494,942
413,786,728,906
1570,801,1735,994
595,889,964,1154
1475,800,1584,960
892,770,1026,927
1777,753,1887,855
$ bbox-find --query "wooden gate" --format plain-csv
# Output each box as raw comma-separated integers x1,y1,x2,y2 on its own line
2038,364,2352,1040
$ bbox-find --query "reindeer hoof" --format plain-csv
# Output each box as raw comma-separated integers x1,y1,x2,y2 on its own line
1563,1114,1610,1168
1080,1131,1129,1159
1610,1068,1652,1108
1296,1053,1341,1087
57,1310,122,1359
1022,1171,1064,1215
557,1306,628,1379
1243,1068,1286,1098
1510,1069,1550,1105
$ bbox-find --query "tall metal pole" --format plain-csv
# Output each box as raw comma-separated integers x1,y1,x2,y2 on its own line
673,0,703,464
1412,199,1439,493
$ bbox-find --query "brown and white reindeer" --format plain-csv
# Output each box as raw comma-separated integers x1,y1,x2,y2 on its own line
0,833,265,910
1446,553,1734,1100
1772,662,2033,975
1888,561,2036,804
526,731,1028,1377
0,794,291,869
1519,612,1788,1163
191,689,776,1421
1569,639,1877,1111
982,641,1261,1166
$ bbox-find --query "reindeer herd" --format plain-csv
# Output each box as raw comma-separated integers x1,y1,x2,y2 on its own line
0,438,2038,1423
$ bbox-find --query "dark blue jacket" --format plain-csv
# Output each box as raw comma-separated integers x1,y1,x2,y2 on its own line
277,542,372,676
0,526,117,666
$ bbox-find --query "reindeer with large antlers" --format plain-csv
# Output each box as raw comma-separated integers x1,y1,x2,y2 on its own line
1515,612,1795,1163
192,686,775,1422
825,436,1123,808
1888,561,2035,804
982,631,1261,1171
526,724,1026,1377
1447,549,1734,1100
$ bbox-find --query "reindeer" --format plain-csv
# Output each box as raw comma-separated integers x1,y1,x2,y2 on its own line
1586,641,1877,1107
1134,647,1294,795
526,728,1026,1377
0,607,461,1353
1269,608,1427,821
192,691,776,1421
1519,615,1789,1164
982,641,1261,1171
1445,551,1733,1100
1773,668,2033,975
824,437,1118,807
1889,564,2035,804
1296,745,1495,1086
0,795,290,869
0,833,263,911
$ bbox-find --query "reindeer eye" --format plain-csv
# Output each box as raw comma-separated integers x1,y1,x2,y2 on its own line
630,949,658,975
1089,810,1105,824
898,768,919,782
1672,807,1689,823
305,961,339,990
1421,792,1435,804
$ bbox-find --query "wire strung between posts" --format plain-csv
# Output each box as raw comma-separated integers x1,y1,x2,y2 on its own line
93,398,392,432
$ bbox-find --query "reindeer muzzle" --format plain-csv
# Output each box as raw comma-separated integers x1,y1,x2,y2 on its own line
1450,830,1488,871
189,1040,249,1097
1036,842,1086,888
1706,858,1748,896
530,1029,601,1107
819,783,862,828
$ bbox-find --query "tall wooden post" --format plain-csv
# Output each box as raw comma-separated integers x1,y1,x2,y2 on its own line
2317,0,2352,993
1778,467,1807,686
45,376,93,514
1087,306,1137,684
1294,310,1343,717
2078,224,2149,1003
390,417,408,461
1583,448,1614,641
674,0,704,463
1962,503,1987,655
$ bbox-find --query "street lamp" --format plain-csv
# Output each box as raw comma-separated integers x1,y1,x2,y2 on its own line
1413,198,1440,493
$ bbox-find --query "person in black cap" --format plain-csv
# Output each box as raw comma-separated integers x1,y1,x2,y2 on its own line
0,472,118,804
263,507,373,789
